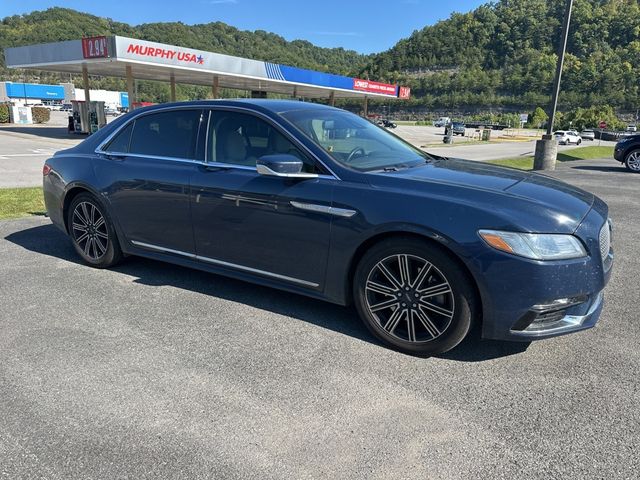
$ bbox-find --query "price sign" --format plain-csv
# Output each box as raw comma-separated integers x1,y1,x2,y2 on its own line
82,36,109,59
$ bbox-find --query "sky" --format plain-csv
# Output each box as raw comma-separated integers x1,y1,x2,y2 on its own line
0,0,486,54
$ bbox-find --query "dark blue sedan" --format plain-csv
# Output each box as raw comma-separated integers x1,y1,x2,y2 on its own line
42,100,613,355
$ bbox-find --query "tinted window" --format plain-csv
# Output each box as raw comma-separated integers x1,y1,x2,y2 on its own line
104,122,133,153
208,110,318,173
129,110,202,159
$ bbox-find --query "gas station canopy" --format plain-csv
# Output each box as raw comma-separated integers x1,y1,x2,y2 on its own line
4,36,411,101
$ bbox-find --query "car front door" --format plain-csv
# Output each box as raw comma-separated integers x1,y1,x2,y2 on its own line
189,109,336,289
94,108,205,254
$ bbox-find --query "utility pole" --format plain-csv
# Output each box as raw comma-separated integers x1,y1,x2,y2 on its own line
533,0,574,170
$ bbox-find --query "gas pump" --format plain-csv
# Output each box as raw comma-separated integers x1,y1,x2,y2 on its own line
443,122,453,144
70,100,106,134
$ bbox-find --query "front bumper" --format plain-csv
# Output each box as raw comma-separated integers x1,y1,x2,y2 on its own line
475,202,612,342
508,290,604,339
614,146,624,161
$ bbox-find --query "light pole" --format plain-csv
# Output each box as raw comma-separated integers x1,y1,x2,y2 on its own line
533,0,574,170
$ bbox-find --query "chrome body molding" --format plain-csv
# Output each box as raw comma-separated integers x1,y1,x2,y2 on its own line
290,201,357,218
510,291,604,338
130,240,319,288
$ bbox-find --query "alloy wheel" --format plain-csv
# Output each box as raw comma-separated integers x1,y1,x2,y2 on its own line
627,151,640,171
364,254,455,343
71,201,109,260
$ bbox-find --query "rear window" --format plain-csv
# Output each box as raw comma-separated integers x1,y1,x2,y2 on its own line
129,109,202,159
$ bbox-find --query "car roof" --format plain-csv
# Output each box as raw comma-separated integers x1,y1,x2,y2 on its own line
134,99,336,116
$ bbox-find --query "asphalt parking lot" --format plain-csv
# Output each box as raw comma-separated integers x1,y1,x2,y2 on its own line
0,157,638,479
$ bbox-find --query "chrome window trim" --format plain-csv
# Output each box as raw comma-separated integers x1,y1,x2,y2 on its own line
130,240,319,288
95,105,206,161
199,105,341,180
95,103,341,180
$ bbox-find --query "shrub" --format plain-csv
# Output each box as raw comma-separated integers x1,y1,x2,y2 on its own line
31,107,50,124
0,104,9,123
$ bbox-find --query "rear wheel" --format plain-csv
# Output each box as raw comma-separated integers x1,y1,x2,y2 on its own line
624,149,640,172
353,238,476,356
67,193,123,268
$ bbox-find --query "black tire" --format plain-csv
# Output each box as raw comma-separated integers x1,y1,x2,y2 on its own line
67,192,123,268
353,237,477,356
624,149,640,173
577,139,582,145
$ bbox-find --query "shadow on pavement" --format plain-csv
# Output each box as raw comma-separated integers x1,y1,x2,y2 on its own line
5,222,529,363
0,125,83,141
569,165,626,173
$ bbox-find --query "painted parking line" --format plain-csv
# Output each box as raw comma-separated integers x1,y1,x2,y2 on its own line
0,152,55,159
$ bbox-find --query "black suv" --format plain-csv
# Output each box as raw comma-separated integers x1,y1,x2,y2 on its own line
614,135,640,172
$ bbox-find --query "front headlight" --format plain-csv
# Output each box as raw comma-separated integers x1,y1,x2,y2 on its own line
479,230,587,260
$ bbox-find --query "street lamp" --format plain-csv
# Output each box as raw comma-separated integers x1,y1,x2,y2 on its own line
533,0,574,170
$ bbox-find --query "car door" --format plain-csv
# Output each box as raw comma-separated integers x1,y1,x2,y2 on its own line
189,109,336,289
94,108,205,254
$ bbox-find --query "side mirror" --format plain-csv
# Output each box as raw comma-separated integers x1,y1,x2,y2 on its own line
256,154,317,178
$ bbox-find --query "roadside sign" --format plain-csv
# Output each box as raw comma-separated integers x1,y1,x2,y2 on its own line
598,121,607,129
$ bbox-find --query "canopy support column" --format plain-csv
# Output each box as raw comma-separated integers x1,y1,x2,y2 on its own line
363,96,368,117
82,65,91,103
212,76,219,99
126,65,136,110
170,75,176,102
329,91,335,106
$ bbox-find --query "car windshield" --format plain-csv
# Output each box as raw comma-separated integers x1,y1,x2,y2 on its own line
281,109,431,171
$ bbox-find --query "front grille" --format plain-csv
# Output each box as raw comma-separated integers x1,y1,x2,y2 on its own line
599,221,611,263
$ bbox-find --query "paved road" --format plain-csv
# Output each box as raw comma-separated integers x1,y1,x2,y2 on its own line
0,127,81,187
0,158,638,479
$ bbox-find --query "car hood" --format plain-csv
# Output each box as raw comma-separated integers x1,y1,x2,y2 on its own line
369,158,595,232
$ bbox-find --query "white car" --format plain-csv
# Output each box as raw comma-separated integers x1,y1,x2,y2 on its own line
626,125,637,132
554,130,582,145
580,129,595,141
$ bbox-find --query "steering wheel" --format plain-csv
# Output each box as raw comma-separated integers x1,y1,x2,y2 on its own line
346,147,366,163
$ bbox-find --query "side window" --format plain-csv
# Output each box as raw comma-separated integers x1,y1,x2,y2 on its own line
208,111,318,173
129,109,202,159
103,123,133,153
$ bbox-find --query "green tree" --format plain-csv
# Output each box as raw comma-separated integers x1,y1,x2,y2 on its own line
529,107,548,129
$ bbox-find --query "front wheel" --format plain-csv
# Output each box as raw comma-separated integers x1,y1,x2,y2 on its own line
67,193,123,268
625,149,640,172
353,238,477,356
577,139,582,145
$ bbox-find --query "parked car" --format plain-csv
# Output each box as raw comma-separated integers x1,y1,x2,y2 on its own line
105,107,120,117
451,121,466,136
614,134,640,172
381,119,397,129
554,130,582,145
42,100,613,355
580,129,595,141
626,125,637,132
434,116,451,128
60,104,73,112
